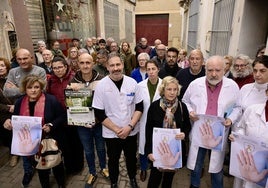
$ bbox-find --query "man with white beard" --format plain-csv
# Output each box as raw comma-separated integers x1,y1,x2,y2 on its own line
231,54,254,88
182,55,240,188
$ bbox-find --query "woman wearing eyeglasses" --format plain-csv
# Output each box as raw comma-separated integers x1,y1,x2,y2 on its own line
47,56,84,175
67,47,79,73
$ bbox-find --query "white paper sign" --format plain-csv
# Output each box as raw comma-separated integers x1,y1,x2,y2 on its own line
191,114,228,151
11,115,42,156
152,128,182,170
65,89,95,127
230,132,268,188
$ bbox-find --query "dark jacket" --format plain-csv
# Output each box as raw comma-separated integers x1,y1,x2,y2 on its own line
158,64,181,79
176,66,206,100
145,98,191,165
120,49,137,76
70,69,102,84
14,93,66,140
0,77,15,125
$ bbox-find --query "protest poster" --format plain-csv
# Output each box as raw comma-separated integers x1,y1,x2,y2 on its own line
65,89,95,127
11,115,42,156
230,132,268,188
152,128,182,170
191,114,228,151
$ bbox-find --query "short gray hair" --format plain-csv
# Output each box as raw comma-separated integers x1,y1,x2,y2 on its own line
137,52,150,61
37,40,46,47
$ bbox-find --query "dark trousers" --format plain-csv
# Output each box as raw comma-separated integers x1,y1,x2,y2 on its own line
105,135,137,184
62,126,84,174
37,162,65,188
147,166,175,188
0,125,12,149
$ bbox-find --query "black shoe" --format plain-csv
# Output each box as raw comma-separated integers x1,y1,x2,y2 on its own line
200,167,205,178
140,170,147,182
129,178,139,188
190,185,198,188
111,183,118,188
22,172,34,187
223,169,233,177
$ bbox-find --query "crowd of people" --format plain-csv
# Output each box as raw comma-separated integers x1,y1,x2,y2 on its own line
0,36,267,188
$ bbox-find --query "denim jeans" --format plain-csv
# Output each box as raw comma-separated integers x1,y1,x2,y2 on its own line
22,156,34,174
77,123,106,175
190,147,223,188
139,154,148,171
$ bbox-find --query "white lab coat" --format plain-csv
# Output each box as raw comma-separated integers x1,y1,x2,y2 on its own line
182,76,240,173
235,103,268,188
92,75,143,138
137,78,162,155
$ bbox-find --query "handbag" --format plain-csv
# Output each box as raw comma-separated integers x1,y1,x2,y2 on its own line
35,138,62,170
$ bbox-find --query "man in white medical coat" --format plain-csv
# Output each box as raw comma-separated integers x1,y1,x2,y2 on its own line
182,55,240,188
92,52,143,188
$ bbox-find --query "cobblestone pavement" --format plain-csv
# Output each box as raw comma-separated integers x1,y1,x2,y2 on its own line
0,153,234,188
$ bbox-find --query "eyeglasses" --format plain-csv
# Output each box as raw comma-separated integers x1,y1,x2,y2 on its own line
234,64,248,68
52,66,65,70
138,59,147,62
70,51,78,53
96,56,104,60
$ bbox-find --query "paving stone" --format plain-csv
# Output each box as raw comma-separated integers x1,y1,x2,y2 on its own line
0,150,234,188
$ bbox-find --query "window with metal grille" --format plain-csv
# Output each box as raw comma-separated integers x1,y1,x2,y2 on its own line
125,9,133,42
25,0,46,51
209,0,235,56
104,0,119,42
187,0,199,52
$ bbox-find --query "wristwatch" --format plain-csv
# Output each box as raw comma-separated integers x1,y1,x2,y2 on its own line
47,123,53,127
128,124,134,131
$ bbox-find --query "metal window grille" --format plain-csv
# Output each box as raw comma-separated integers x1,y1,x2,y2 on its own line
125,9,133,42
104,0,119,41
187,0,199,52
209,0,235,55
25,0,46,51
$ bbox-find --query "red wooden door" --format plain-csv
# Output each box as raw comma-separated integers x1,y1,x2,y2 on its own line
135,14,169,46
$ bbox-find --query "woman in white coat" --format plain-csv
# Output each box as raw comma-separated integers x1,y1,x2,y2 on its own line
233,55,268,188
137,60,162,182
231,88,268,188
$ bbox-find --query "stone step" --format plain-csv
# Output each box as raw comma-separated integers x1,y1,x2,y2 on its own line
0,146,10,168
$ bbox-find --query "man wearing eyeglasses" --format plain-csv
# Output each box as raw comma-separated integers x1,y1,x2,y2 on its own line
93,49,109,77
230,54,254,88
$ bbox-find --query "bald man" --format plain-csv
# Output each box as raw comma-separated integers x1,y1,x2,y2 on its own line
3,48,46,97
68,53,108,187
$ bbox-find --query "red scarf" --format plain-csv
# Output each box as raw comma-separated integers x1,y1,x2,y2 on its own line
265,100,268,122
20,93,45,125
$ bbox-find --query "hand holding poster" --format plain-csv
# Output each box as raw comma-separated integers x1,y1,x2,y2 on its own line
11,115,42,156
65,89,95,127
152,128,182,170
230,132,268,187
191,114,228,151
